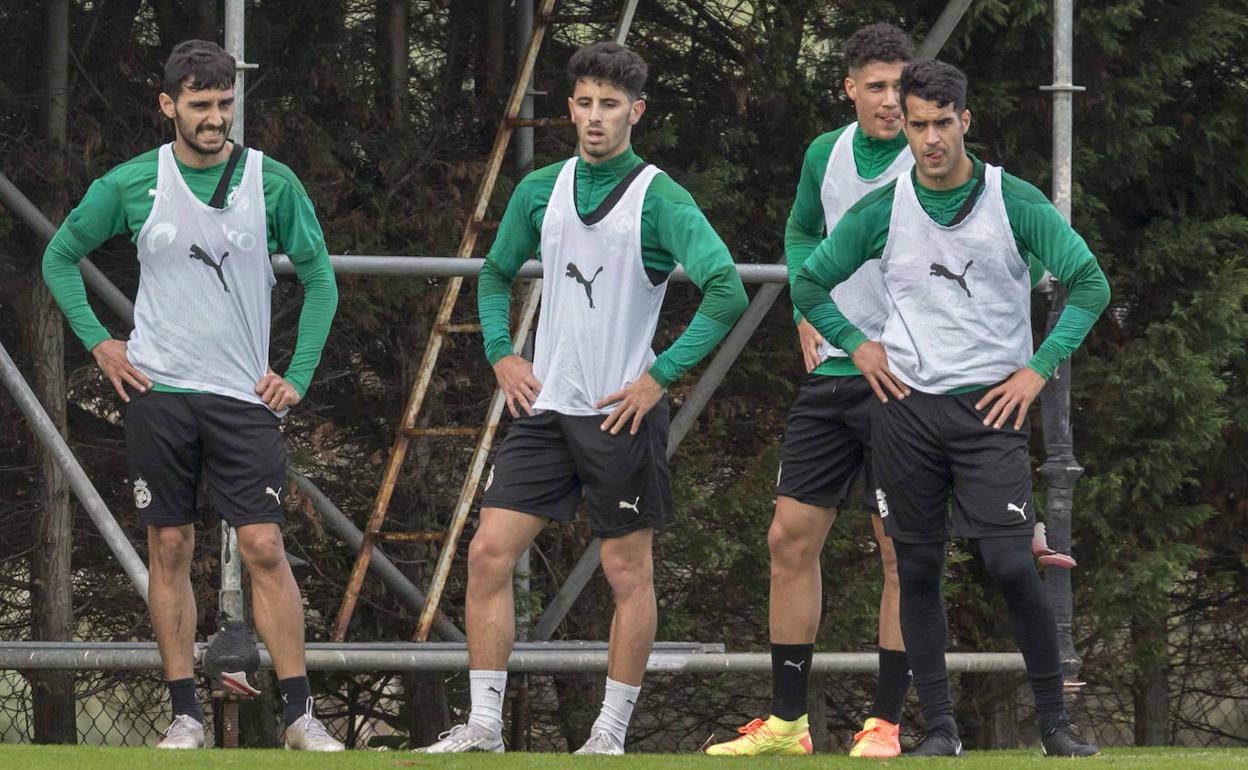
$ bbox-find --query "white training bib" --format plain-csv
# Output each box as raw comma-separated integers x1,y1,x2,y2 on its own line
878,164,1033,393
129,143,276,406
816,123,914,360
531,157,666,415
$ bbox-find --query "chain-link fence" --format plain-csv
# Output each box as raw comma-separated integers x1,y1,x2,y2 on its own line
1,662,1244,749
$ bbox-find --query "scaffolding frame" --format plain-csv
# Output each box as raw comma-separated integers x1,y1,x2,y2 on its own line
0,0,1085,684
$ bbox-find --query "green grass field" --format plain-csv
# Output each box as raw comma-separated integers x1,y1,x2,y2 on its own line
0,746,1245,769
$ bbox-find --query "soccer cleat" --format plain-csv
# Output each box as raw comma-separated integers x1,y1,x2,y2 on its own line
849,717,901,758
704,716,813,756
1041,721,1100,757
573,729,625,755
414,722,505,753
156,714,205,749
908,732,964,756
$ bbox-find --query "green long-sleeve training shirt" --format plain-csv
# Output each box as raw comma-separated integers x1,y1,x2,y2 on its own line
478,146,748,387
792,155,1111,392
784,124,910,376
42,146,338,397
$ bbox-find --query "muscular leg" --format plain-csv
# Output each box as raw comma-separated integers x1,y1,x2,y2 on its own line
769,496,837,644
466,507,547,670
147,525,197,681
236,523,306,680
600,528,656,686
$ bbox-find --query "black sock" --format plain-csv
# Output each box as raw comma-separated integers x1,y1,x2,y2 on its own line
869,647,912,725
167,677,204,722
770,643,814,721
977,536,1068,730
894,540,956,729
279,675,312,727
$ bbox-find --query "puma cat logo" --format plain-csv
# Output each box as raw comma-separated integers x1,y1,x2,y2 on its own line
265,486,282,506
783,659,806,672
618,496,641,515
487,686,503,698
930,260,974,298
565,262,604,308
1007,501,1028,521
189,243,231,292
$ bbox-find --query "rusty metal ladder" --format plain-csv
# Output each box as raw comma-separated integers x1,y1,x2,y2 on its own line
331,0,641,643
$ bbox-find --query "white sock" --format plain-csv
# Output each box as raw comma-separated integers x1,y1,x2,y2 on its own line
467,670,507,734
591,677,641,745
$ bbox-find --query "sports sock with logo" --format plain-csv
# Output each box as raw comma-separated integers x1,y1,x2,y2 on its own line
869,647,912,725
167,677,204,722
591,677,641,746
278,675,312,727
976,536,1068,729
770,642,814,721
467,669,508,734
894,540,956,728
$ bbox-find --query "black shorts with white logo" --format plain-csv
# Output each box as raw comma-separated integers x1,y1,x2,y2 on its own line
125,390,287,529
480,399,673,539
870,387,1035,544
775,373,876,510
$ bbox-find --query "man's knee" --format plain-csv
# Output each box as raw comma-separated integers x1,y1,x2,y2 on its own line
893,539,945,590
601,538,654,599
467,532,520,583
148,525,194,572
768,502,831,567
978,536,1038,589
876,531,900,587
237,524,286,573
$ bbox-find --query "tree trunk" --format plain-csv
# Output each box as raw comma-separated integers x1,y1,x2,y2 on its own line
1132,614,1169,745
29,0,77,746
377,0,410,124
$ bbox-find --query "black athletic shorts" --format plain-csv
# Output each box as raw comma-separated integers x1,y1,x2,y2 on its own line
480,400,673,539
125,390,287,529
870,387,1035,544
775,373,876,510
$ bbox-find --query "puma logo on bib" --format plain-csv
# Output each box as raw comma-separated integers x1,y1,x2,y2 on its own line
565,262,604,308
930,260,974,298
189,243,231,293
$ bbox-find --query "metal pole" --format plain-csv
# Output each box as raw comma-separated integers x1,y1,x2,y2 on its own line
530,0,977,642
288,472,465,642
613,0,640,44
515,0,534,174
0,642,1025,674
222,0,248,638
1038,0,1086,685
0,342,149,601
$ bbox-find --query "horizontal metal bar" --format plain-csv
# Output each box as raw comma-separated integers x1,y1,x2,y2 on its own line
0,642,1024,673
401,426,479,437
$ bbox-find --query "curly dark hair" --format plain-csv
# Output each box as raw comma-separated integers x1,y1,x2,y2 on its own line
567,41,648,100
843,23,914,71
163,39,235,99
901,59,967,114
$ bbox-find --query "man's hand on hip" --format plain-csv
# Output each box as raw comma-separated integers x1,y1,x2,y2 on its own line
255,368,301,411
595,373,663,436
850,340,910,404
91,339,151,402
975,366,1046,430
796,319,826,374
493,354,542,418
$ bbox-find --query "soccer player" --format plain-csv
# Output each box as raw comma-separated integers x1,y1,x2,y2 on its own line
705,23,915,759
42,40,342,751
792,60,1107,757
415,41,747,755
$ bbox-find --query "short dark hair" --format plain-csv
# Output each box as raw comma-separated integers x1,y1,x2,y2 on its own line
901,59,967,114
163,39,235,99
843,23,914,71
567,41,647,100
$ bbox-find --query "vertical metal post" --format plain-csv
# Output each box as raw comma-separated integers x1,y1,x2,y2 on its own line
1038,0,1086,684
224,0,246,142
515,0,534,174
